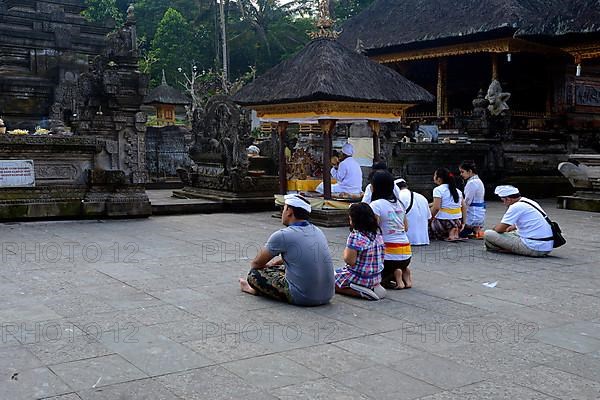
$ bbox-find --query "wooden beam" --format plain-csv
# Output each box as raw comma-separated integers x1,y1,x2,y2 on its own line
319,119,336,200
373,37,566,64
368,120,381,162
437,58,447,118
491,53,499,80
277,121,288,195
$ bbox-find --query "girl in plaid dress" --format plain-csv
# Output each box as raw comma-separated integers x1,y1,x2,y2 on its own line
335,203,386,300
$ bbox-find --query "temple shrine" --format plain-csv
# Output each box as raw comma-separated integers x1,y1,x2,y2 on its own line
335,0,600,197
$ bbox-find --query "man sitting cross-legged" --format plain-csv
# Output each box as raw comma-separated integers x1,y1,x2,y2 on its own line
483,185,554,257
239,194,335,306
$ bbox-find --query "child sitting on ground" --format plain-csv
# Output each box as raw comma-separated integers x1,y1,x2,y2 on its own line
334,202,386,300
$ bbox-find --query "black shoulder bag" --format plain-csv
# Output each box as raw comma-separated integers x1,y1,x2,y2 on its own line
520,200,566,248
405,190,415,213
398,190,415,213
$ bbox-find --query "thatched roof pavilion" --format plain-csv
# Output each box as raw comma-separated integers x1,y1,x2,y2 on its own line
144,72,190,107
233,37,433,109
144,71,190,126
233,24,433,199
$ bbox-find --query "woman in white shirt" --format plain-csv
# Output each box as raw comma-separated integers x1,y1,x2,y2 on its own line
369,171,413,289
459,160,486,239
429,168,467,241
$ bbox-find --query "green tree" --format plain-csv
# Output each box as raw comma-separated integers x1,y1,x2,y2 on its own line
82,0,124,26
227,0,312,77
332,0,375,22
149,8,213,87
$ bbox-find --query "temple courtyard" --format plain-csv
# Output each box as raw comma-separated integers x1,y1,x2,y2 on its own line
1,200,599,400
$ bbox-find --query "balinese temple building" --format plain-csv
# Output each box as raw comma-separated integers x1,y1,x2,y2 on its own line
0,0,112,130
143,71,190,126
338,0,600,196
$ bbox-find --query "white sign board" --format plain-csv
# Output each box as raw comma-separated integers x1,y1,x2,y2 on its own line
0,160,35,188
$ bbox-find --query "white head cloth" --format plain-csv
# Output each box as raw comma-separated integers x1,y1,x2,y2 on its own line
341,143,354,156
494,185,520,197
394,178,406,185
247,145,260,155
284,194,311,213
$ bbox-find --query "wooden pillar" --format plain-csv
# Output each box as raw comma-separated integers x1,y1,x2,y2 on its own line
319,119,336,200
491,53,499,80
368,120,381,162
277,121,288,195
436,58,448,118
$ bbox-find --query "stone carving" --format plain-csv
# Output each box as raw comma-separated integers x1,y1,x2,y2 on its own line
472,89,489,118
35,164,79,181
485,79,511,116
558,160,596,190
0,2,151,219
179,95,276,194
288,148,320,180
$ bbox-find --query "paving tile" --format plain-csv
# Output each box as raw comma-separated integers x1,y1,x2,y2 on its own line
125,304,196,326
0,367,72,399
332,334,424,366
430,341,535,378
536,324,600,353
270,378,371,399
394,353,487,390
510,365,600,399
97,326,214,376
280,344,373,376
77,378,179,400
0,345,44,374
25,326,112,365
42,394,82,400
545,351,600,383
49,354,147,391
332,366,441,400
156,365,264,400
309,301,405,333
418,379,557,399
222,354,322,389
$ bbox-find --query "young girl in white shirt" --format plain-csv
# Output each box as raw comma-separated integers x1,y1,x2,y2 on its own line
429,168,467,241
369,171,413,289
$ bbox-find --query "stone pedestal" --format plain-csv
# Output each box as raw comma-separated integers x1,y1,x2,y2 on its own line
558,154,600,212
0,136,150,220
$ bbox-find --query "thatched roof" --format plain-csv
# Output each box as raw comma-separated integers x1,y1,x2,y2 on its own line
338,0,600,53
143,72,190,106
232,38,434,106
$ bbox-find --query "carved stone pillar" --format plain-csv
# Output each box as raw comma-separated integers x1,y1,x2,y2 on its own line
277,121,288,195
319,119,336,200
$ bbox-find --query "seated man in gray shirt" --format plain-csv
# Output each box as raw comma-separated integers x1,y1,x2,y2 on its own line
239,194,335,306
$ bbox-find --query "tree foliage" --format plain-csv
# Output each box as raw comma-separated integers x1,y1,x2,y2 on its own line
83,0,371,89
82,0,124,26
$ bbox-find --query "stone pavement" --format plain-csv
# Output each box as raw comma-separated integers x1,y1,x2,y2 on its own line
0,200,599,399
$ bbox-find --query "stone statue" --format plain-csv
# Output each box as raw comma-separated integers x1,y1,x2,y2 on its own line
127,4,136,24
558,161,593,189
472,89,489,118
485,80,511,116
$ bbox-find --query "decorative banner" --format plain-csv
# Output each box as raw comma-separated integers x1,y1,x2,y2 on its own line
0,160,35,187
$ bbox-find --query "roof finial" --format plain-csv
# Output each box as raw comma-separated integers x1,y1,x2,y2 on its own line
309,0,339,40
161,69,167,86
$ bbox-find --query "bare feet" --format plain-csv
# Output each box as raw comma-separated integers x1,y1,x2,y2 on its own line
393,269,405,289
447,227,460,241
239,278,257,295
402,268,413,289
